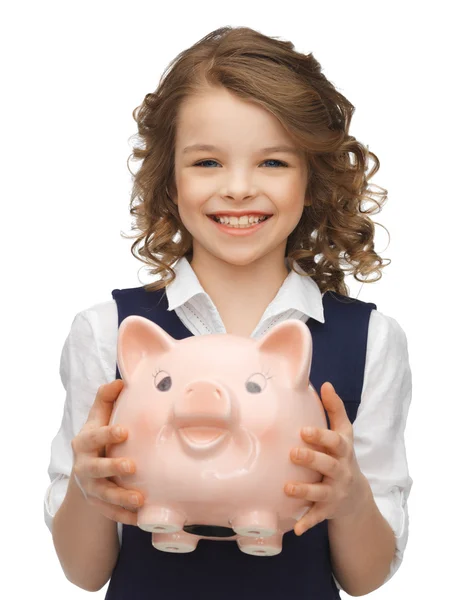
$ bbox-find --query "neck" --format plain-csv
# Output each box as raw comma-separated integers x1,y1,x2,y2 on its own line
188,247,290,331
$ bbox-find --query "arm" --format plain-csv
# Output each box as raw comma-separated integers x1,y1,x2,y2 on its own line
331,311,413,595
46,308,121,591
52,472,119,591
328,475,396,596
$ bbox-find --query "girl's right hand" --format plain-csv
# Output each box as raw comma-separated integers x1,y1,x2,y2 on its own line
71,379,145,526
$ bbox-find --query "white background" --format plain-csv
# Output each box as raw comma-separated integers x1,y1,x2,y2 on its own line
2,1,468,598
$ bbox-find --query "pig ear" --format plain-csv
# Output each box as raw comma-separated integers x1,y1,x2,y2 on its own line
256,320,312,390
117,315,176,383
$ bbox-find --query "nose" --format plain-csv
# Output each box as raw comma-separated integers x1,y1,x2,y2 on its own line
220,172,257,202
173,380,232,428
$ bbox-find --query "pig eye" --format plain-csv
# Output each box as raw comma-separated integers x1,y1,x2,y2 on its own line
245,372,267,394
153,369,172,392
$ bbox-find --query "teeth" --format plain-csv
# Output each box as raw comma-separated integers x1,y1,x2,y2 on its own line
211,215,270,228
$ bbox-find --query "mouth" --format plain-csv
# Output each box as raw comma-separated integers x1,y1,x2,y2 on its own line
207,214,273,235
178,426,229,450
209,214,272,225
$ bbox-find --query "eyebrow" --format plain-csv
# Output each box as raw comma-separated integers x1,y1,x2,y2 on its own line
182,144,302,156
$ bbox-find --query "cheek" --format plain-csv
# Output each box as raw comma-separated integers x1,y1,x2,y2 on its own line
175,183,208,220
239,393,277,436
278,199,306,233
178,170,211,203
174,195,204,235
274,178,306,211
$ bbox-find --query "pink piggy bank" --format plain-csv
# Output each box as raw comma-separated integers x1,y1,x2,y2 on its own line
106,316,327,556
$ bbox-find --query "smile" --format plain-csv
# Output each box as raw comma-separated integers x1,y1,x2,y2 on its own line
208,214,273,236
178,426,229,450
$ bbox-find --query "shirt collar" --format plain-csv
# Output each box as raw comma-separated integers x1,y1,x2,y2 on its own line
165,256,325,324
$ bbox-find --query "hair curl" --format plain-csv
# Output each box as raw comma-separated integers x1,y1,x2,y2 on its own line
122,25,390,297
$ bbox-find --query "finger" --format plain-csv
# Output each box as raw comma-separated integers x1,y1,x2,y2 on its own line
294,508,327,536
87,380,125,428
78,455,136,479
91,478,144,511
300,426,348,458
291,447,340,479
86,495,140,526
320,382,353,436
285,482,331,503
77,424,128,454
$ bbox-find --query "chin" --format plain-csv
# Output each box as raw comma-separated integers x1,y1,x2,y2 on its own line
216,253,266,267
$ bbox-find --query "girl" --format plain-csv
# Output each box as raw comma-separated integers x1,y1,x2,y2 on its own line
45,26,413,599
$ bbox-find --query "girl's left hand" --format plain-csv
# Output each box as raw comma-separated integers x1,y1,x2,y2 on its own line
285,381,371,536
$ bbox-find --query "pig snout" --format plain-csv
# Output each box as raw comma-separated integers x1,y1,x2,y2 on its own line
172,380,233,451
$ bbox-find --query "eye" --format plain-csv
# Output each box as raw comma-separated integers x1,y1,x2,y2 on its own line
194,159,219,168
262,159,288,168
153,369,172,392
245,372,270,394
194,159,288,168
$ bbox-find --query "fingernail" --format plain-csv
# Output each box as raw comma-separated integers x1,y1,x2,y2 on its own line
130,494,140,505
114,426,123,437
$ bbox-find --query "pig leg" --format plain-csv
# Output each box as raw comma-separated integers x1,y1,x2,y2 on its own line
237,533,283,557
152,531,199,553
230,510,278,538
138,505,186,533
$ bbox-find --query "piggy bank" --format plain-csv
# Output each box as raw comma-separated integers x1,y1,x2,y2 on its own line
105,316,327,556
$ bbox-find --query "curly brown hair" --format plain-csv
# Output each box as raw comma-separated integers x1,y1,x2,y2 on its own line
122,25,390,297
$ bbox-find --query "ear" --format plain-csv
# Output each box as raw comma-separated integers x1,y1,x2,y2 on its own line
166,183,177,206
256,319,312,390
117,315,176,383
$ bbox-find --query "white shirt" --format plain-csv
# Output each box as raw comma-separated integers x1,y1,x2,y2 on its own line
44,257,413,589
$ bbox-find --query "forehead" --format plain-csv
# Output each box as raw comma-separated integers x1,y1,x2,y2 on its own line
175,88,296,151
176,333,254,358
154,334,270,373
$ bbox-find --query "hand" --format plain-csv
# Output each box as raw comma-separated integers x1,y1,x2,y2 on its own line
285,382,370,536
71,379,145,526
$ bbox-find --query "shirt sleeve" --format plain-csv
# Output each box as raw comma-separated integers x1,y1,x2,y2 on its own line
331,309,413,591
43,307,116,534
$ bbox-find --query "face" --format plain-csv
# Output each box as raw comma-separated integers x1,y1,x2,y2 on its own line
172,87,309,270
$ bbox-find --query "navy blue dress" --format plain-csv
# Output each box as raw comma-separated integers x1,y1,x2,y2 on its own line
104,286,376,600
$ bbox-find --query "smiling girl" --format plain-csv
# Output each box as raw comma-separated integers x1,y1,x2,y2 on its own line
45,26,413,599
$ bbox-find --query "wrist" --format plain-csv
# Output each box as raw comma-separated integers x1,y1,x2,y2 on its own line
336,473,375,525
70,467,88,501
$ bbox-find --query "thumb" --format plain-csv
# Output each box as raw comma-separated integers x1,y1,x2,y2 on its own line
87,379,125,428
